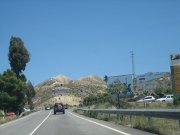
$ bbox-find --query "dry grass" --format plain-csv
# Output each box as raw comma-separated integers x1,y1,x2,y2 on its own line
76,102,180,135
86,113,180,135
129,102,180,109
0,115,17,125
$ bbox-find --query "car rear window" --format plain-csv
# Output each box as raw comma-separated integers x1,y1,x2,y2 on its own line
145,97,152,99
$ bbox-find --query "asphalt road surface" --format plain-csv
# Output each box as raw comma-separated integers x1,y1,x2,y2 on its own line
0,110,156,135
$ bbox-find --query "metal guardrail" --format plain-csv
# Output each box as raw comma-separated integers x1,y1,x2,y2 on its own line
76,108,180,120
19,111,33,118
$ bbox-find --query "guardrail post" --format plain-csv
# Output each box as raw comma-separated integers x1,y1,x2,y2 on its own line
144,101,146,108
85,110,88,116
108,113,110,120
81,110,84,114
118,114,123,124
84,110,87,116
101,113,103,119
130,115,135,128
102,113,105,119
148,117,151,127
130,115,133,128
94,112,97,118
89,111,92,117
117,114,119,121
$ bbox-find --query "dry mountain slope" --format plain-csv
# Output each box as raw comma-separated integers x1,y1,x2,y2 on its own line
52,74,71,84
76,75,107,86
35,75,71,91
34,75,107,106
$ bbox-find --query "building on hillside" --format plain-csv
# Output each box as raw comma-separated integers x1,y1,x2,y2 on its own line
106,74,134,97
106,72,171,96
136,72,170,84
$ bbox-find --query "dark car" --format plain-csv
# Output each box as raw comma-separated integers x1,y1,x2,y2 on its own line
54,103,65,114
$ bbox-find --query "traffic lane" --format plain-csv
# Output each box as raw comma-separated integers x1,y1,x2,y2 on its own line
33,110,156,135
0,110,51,135
34,111,123,135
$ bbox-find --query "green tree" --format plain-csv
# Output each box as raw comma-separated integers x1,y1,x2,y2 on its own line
26,81,36,109
0,70,27,113
154,87,164,96
8,36,30,78
109,83,127,108
104,75,108,83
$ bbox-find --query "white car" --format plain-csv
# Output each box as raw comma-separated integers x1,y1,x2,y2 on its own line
45,106,51,110
136,96,156,103
156,95,173,102
24,108,31,112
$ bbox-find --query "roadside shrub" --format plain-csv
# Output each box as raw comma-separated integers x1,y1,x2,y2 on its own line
103,117,109,121
174,96,180,105
0,110,5,116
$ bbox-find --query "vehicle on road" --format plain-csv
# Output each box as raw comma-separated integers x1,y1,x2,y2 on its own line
156,94,173,102
6,112,15,116
54,103,65,114
136,96,156,103
45,106,51,110
24,108,31,112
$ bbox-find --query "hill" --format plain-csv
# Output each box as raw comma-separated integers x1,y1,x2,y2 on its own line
137,78,172,95
33,75,107,107
33,72,172,107
137,72,172,94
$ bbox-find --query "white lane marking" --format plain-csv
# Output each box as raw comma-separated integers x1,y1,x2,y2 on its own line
67,111,131,135
29,110,52,135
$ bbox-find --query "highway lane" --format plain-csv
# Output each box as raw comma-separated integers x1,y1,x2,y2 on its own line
0,110,156,135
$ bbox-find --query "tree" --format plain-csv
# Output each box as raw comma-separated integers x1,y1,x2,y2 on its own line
26,81,36,109
104,75,108,83
154,87,164,96
0,70,27,113
109,83,128,108
8,36,30,78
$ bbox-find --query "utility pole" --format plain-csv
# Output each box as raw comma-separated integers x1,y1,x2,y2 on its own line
131,50,135,79
131,51,136,93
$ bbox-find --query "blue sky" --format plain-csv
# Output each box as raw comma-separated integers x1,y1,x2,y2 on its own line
0,0,180,85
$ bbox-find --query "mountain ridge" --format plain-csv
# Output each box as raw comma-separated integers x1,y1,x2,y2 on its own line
33,74,107,107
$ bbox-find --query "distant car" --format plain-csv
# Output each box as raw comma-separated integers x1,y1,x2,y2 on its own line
54,103,65,114
45,106,51,110
6,112,15,116
156,95,173,102
136,96,156,103
24,108,31,112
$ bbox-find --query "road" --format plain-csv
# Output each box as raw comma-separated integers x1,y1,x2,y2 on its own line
0,110,156,135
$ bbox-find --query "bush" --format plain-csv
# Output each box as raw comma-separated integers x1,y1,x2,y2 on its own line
173,96,180,105
0,110,5,116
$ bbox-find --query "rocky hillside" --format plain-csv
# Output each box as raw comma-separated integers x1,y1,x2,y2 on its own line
76,75,107,86
33,75,107,107
137,78,172,94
